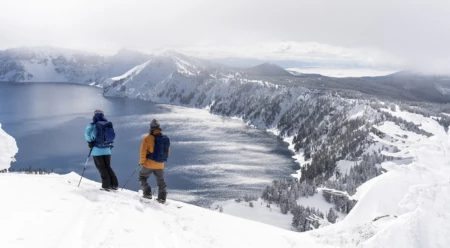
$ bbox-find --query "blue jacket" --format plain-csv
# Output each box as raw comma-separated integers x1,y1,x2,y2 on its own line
85,123,112,156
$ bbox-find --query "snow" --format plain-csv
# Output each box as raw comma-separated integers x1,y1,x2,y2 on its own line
287,68,397,78
211,189,346,232
211,198,294,230
0,123,18,170
436,85,450,95
2,52,450,246
21,61,67,82
360,182,450,248
371,121,425,149
297,189,346,219
110,59,152,81
335,160,357,176
283,136,311,180
380,107,431,129
347,104,366,120
349,111,449,224
0,173,329,248
310,108,450,247
174,56,199,76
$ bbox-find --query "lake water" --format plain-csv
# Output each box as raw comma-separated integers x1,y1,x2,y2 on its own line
0,83,298,206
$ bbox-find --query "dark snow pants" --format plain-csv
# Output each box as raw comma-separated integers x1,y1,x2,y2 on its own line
138,167,167,200
93,155,119,189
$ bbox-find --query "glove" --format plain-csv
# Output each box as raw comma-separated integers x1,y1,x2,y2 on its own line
88,141,94,148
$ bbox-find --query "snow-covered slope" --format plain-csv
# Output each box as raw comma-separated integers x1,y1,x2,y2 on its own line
0,47,150,84
308,108,450,248
209,106,450,247
0,123,17,171
101,51,239,101
0,172,329,248
105,48,152,78
101,52,317,131
211,190,345,231
0,47,102,83
211,198,294,230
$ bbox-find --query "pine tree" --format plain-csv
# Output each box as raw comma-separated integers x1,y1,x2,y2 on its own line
327,208,338,223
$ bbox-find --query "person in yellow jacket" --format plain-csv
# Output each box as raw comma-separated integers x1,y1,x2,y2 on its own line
139,119,170,203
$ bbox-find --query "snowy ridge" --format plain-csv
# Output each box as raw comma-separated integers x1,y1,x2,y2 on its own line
102,61,315,131
0,172,329,248
0,47,151,84
0,123,18,170
0,47,105,83
361,182,450,248
2,47,449,104
310,108,450,248
110,59,152,81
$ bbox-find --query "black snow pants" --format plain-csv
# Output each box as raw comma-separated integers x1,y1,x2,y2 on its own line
93,155,119,189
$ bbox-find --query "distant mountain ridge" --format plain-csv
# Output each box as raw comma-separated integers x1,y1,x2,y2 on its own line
244,63,293,77
0,46,449,104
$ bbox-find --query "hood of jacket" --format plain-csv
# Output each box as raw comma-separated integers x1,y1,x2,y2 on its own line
92,113,107,124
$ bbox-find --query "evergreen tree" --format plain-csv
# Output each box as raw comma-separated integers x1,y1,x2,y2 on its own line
327,208,338,223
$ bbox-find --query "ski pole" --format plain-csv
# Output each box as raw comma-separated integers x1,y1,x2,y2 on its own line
121,164,141,191
78,147,93,187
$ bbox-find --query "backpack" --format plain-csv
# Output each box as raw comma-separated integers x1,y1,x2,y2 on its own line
93,121,115,148
146,134,170,162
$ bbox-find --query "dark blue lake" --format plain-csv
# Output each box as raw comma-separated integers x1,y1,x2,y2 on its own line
0,83,298,206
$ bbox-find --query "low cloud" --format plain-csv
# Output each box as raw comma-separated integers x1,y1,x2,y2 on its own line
1,0,450,72
178,41,405,69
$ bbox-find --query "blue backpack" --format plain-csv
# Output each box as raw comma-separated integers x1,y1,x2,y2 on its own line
146,134,170,162
93,121,115,148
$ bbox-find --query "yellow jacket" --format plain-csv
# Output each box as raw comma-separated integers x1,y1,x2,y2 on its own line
139,129,170,169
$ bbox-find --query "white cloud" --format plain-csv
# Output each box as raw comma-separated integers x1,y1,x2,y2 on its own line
1,0,450,72
178,41,405,68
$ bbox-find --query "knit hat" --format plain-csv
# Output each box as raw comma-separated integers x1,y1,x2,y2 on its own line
150,119,160,129
94,109,104,115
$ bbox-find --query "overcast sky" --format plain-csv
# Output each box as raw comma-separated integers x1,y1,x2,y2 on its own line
1,0,450,72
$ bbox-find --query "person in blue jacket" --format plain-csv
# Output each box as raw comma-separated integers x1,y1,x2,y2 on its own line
85,109,119,191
